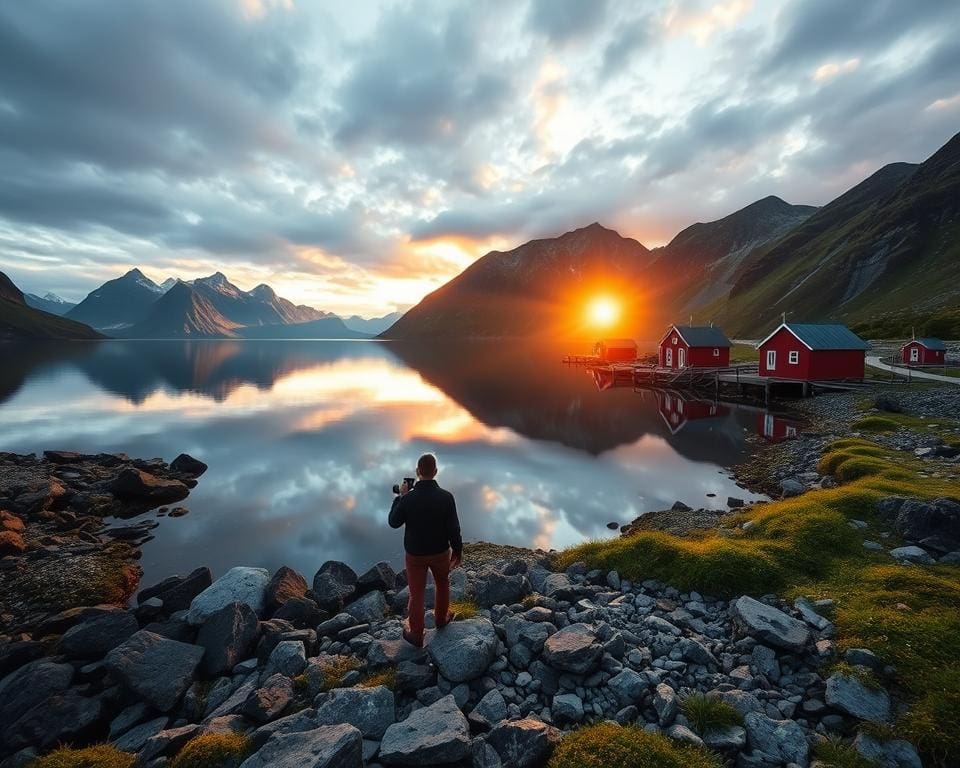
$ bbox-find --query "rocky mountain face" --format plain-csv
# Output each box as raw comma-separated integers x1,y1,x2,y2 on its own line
66,268,166,330
190,273,327,327
382,223,655,339
121,282,241,339
239,316,369,339
24,292,77,315
0,271,102,340
342,312,404,335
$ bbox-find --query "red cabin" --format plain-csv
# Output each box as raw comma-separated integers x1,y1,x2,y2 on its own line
901,338,946,366
656,391,727,434
658,325,731,369
597,338,638,362
757,323,868,381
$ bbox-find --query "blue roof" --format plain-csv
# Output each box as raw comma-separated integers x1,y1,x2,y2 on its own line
913,337,946,351
773,323,869,351
672,325,732,347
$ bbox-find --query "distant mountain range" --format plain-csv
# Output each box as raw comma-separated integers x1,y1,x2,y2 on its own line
341,312,404,335
24,292,77,315
0,271,102,340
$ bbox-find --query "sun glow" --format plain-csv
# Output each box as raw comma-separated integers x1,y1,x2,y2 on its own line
586,295,621,328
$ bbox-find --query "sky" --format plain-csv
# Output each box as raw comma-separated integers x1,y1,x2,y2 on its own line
1,0,959,317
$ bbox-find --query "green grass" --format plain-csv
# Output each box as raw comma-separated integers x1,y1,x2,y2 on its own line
359,666,397,690
547,723,723,768
853,416,900,433
813,736,880,768
26,746,135,768
558,433,960,766
729,343,758,364
681,694,743,735
448,599,478,620
170,734,252,768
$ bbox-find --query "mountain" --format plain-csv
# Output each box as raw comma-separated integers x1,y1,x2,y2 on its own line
24,292,77,315
713,130,960,335
190,272,327,326
341,312,404,335
66,268,165,329
0,271,103,340
160,278,178,292
121,281,240,338
239,316,370,339
648,196,818,316
382,223,656,339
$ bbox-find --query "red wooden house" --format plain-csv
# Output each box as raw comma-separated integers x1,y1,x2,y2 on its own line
655,391,727,434
597,338,638,362
900,337,946,366
757,323,869,381
658,325,731,369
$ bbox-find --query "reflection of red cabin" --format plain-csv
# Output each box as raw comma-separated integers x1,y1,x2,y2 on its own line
758,323,868,381
900,338,946,366
656,390,727,434
658,325,731,369
756,412,802,443
597,338,638,362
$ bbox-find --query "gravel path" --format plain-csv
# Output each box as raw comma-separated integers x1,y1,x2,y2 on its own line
866,355,960,384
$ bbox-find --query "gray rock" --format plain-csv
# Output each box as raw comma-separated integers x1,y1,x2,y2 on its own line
265,566,308,612
250,708,319,750
109,701,152,739
188,566,272,625
845,648,883,670
105,630,204,712
707,689,763,716
242,673,295,723
112,716,169,752
239,723,363,768
472,740,504,768
608,668,647,707
551,693,584,724
793,597,833,631
0,659,74,725
666,724,703,747
111,468,189,503
357,561,396,593
138,566,213,614
426,618,499,683
379,694,471,765
469,689,508,731
653,683,678,726
473,572,530,608
266,640,307,678
744,712,809,766
314,685,395,739
486,717,561,768
312,561,358,612
731,596,811,653
679,637,717,666
58,610,139,659
3,689,106,752
780,478,804,497
140,724,201,763
702,725,746,752
196,601,260,677
888,546,935,565
853,733,922,768
893,497,960,543
825,673,891,723
543,623,601,674
344,590,388,623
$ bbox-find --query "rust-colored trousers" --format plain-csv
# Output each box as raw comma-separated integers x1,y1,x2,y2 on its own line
405,549,450,643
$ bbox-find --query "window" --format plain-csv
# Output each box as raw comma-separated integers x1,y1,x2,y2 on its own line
789,351,799,364
766,350,776,369
713,348,719,357
672,336,677,345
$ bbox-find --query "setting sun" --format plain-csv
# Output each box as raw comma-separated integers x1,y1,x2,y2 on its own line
586,295,621,328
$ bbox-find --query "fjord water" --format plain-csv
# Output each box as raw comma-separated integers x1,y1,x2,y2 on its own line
0,340,774,587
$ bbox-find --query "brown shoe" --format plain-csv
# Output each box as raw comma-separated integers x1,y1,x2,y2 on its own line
402,629,423,648
436,611,459,629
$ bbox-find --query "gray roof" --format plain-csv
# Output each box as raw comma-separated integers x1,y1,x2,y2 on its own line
777,323,870,351
912,337,946,351
672,325,732,347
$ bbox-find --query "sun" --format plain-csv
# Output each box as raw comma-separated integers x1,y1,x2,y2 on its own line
586,295,620,328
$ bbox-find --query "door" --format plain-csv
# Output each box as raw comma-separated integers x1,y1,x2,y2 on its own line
910,347,919,363
665,348,673,367
766,350,776,370
678,348,686,368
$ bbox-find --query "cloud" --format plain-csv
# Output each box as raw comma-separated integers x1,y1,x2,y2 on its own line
527,0,609,44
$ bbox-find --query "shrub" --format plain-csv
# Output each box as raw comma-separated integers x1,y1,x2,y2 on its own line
448,599,477,620
27,745,135,768
813,736,879,768
681,693,743,735
170,734,252,768
853,416,899,433
547,723,722,768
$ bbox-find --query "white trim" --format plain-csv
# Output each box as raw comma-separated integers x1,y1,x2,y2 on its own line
757,323,814,351
788,350,799,364
678,348,686,367
766,350,777,369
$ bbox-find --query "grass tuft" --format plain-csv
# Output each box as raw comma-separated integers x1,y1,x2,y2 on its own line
448,599,478,620
26,745,135,768
360,666,397,690
170,734,252,768
682,693,743,735
547,723,723,768
853,416,900,433
813,736,880,768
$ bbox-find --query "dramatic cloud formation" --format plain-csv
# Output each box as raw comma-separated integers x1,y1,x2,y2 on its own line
1,0,958,315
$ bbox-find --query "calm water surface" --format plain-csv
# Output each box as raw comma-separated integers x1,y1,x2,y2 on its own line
0,340,788,586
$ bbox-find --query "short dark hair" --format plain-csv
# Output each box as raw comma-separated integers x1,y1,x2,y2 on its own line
417,453,438,478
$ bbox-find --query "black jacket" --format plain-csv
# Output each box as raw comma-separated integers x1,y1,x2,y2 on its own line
388,479,462,557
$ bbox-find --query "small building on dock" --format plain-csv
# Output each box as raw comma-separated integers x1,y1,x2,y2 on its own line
658,324,732,369
597,338,638,362
757,323,869,381
900,337,946,366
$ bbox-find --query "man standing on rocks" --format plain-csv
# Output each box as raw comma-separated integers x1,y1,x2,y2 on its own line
389,453,463,647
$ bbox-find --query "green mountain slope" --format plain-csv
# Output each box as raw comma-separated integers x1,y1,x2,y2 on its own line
0,271,103,340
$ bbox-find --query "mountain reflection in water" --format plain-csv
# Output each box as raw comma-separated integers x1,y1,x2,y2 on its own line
0,340,776,586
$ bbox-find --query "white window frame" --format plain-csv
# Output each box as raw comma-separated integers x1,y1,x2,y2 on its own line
910,347,919,362
766,350,776,370
713,348,719,357
666,348,673,366
672,336,677,345
678,348,686,368
788,350,799,365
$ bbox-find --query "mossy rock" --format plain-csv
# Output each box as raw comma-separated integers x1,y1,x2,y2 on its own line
26,745,136,768
548,723,723,768
170,733,252,768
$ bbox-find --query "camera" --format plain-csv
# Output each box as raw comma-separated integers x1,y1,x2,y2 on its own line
392,477,416,494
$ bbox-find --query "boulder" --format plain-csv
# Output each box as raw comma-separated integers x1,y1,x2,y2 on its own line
853,733,922,768
825,673,891,723
888,545,935,565
242,673,295,723
426,618,499,683
874,396,904,414
0,659,74,725
702,725,746,752
273,596,323,629
265,640,307,678
0,530,25,555
140,724,201,763
379,694,471,765
171,453,208,476
312,561,358,612
196,601,260,677
3,689,105,751
314,685,395,739
731,596,811,653
543,623,602,674
105,630,204,711
892,498,960,543
551,693,584,725
188,566,271,625
0,639,44,679
250,709,319,750
357,561,396,593
653,683,678,726
486,718,561,768
59,610,139,659
112,715,169,752
469,688,508,731
608,668,647,707
265,566,308,612
110,468,190,503
344,590,388,623
240,723,363,768
473,571,530,608
707,689,764,716
780,478,804,497
138,566,213,613
743,712,809,766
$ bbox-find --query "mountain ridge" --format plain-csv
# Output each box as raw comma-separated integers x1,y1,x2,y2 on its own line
0,271,103,340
